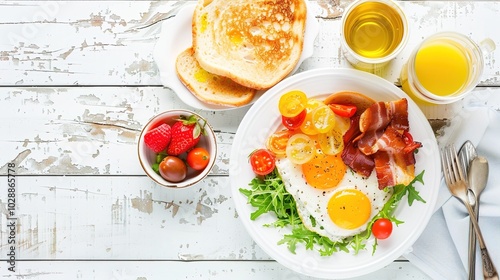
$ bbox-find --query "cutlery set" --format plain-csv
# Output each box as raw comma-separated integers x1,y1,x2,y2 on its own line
442,142,498,280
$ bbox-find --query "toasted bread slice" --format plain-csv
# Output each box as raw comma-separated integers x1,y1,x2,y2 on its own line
175,47,257,107
192,0,307,90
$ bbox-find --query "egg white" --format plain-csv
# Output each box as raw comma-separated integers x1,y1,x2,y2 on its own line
276,157,392,242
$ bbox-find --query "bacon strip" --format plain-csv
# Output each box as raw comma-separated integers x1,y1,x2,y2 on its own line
358,101,392,135
340,98,421,188
341,142,374,178
388,99,409,130
356,99,409,155
374,151,416,189
358,125,407,155
341,115,375,177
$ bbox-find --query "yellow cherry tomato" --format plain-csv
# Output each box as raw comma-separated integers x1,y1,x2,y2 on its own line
335,115,351,137
311,105,336,133
305,98,323,111
317,127,344,155
299,98,323,135
299,111,318,135
286,133,316,164
278,90,308,117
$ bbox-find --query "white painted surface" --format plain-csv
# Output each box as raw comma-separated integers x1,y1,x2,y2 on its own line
0,0,498,279
0,1,497,86
4,261,429,280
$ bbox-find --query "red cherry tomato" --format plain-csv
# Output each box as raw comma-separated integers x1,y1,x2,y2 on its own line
372,218,393,239
328,104,357,118
159,156,187,182
402,130,414,145
249,149,276,176
187,147,211,171
282,109,307,130
402,130,422,154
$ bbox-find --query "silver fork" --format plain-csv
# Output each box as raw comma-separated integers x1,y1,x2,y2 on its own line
458,140,479,279
441,145,498,280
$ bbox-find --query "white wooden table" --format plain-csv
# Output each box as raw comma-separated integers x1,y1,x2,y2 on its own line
1,1,499,279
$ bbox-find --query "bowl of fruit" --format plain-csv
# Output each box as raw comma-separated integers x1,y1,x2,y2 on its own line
138,109,217,188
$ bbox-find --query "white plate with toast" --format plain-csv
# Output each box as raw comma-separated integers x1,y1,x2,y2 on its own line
229,68,441,278
153,2,319,111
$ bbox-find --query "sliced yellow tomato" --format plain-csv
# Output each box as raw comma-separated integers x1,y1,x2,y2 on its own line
305,98,323,111
278,90,308,117
317,126,344,155
286,133,316,164
334,114,351,134
311,105,336,133
299,112,318,135
266,129,294,156
299,98,323,135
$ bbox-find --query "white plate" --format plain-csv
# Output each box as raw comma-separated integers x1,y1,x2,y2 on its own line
153,3,319,111
229,68,441,279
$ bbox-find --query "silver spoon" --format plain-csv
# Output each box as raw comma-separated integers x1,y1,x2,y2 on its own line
442,146,497,280
468,156,489,280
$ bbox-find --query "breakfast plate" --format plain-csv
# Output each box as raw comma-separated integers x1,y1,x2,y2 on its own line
229,68,441,279
153,3,319,111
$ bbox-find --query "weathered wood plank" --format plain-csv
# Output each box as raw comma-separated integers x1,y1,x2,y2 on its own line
0,2,496,279
0,176,270,260
0,1,498,86
1,86,500,175
1,260,431,279
0,87,249,175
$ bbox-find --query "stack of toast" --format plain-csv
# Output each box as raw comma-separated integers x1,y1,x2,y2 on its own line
175,0,307,107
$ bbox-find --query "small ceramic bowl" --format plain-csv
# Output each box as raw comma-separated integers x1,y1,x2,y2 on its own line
138,109,217,188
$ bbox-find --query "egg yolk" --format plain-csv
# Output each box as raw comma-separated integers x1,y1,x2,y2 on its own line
327,189,371,229
302,151,347,189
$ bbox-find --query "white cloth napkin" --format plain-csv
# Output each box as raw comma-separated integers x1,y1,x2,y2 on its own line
405,90,500,280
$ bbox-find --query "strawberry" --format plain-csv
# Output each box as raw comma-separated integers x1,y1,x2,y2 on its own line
144,123,172,153
167,115,206,156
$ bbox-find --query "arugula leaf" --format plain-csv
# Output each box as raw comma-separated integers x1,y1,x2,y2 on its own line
239,169,299,224
151,152,168,175
240,169,426,256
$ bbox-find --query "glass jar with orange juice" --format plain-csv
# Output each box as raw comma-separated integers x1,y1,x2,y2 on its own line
400,32,495,104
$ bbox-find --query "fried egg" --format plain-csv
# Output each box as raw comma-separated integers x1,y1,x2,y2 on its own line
276,153,392,242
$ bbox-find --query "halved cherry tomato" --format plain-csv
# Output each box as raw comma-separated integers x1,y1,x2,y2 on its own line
299,98,323,135
278,90,308,117
402,130,414,145
334,114,351,134
286,133,316,164
266,130,294,156
282,109,306,130
299,112,318,135
249,149,276,176
328,104,357,118
311,105,336,133
305,98,323,111
372,218,393,239
402,130,422,154
317,127,344,155
404,142,422,154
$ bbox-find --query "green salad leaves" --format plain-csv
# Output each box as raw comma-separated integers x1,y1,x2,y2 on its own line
239,169,426,256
